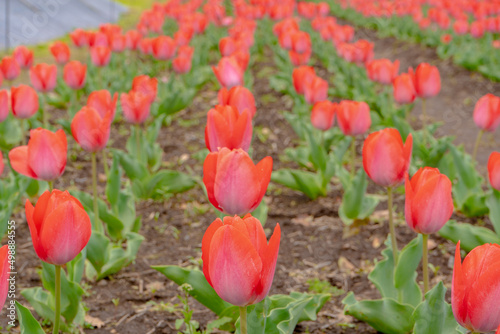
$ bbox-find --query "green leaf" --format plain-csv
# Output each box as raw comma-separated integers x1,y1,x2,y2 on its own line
114,149,148,180
438,220,500,252
271,169,326,200
106,154,121,208
134,170,196,200
157,87,196,116
339,169,379,224
486,189,500,236
16,302,45,334
343,293,414,334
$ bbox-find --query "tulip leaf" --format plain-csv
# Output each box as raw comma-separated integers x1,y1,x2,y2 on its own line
305,128,327,173
486,189,500,236
438,220,500,252
271,169,326,200
157,87,196,116
113,149,148,181
16,302,45,334
106,154,121,209
411,282,466,334
339,168,380,224
133,170,196,200
342,293,415,334
0,117,22,150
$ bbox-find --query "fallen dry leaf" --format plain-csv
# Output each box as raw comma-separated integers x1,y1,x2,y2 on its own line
338,256,356,274
85,315,105,329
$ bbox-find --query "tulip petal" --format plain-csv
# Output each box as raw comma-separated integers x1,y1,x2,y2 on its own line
25,199,48,261
201,218,223,287
203,152,221,211
452,242,469,329
253,156,273,211
254,223,281,304
404,173,415,230
9,146,37,178
28,129,67,180
0,245,9,310
243,216,268,258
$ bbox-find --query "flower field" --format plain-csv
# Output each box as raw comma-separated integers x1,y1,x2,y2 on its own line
0,0,500,333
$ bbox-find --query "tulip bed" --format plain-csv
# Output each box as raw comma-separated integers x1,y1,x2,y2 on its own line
1,0,500,333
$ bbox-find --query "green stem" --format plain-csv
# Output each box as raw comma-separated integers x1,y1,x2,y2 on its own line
421,98,427,128
320,131,325,151
102,149,109,177
239,306,247,334
41,93,48,129
387,187,399,267
48,181,53,192
422,234,429,296
53,265,61,334
472,129,484,163
135,124,141,162
20,119,26,145
350,136,356,177
91,152,102,233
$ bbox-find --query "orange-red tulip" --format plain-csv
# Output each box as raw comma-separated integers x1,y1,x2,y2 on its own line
203,147,272,216
30,63,57,93
362,128,413,187
337,100,371,136
393,73,417,104
452,242,500,333
366,59,399,85
219,36,237,56
311,100,336,131
217,86,256,118
111,34,126,53
71,106,112,153
50,41,70,65
291,31,312,54
304,76,328,104
87,90,118,119
292,66,316,95
0,56,20,81
202,215,281,306
9,128,67,181
473,94,500,132
152,36,176,60
25,190,91,265
212,56,244,88
411,63,441,98
289,50,311,66
488,152,500,191
125,30,142,50
120,91,152,124
173,46,194,74
11,85,39,119
63,61,87,90
70,28,89,48
90,46,111,67
13,46,33,69
205,105,252,152
132,75,158,103
0,90,8,122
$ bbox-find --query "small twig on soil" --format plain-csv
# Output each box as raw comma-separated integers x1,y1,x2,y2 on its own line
146,320,164,334
115,269,156,278
115,312,133,327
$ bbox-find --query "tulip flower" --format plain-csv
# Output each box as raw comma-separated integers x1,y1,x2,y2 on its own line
121,90,152,125
471,94,500,162
203,148,272,216
452,242,500,333
218,86,256,118
131,75,158,104
310,100,336,131
125,30,142,50
337,100,371,136
205,105,252,152
29,63,57,93
304,76,328,105
0,56,20,82
366,59,399,85
26,189,91,334
71,106,112,153
70,28,90,48
138,38,153,55
173,46,194,74
63,61,87,90
0,245,10,310
13,46,34,69
152,36,176,60
212,56,244,88
289,50,312,66
363,128,413,265
412,63,441,99
50,41,71,65
291,31,312,54
292,66,316,95
87,90,118,119
11,85,39,119
9,128,67,182
219,36,237,56
0,90,8,123
488,152,500,191
111,34,126,53
393,73,417,105
90,46,112,67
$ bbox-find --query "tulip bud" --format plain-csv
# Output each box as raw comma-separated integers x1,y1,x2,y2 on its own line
30,63,57,93
212,56,244,88
362,128,413,187
411,63,441,98
405,168,453,234
152,36,176,60
393,73,417,104
311,100,336,131
132,75,158,103
87,90,118,119
217,86,256,118
120,90,152,124
13,46,34,69
473,94,500,132
202,215,281,306
25,190,91,265
63,61,87,90
292,66,316,95
366,59,399,85
452,242,500,333
205,105,253,152
0,90,8,123
11,85,39,119
50,41,71,65
304,76,328,104
203,148,272,216
90,46,112,67
173,46,194,74
337,100,371,136
70,28,90,48
488,152,500,191
71,107,112,152
9,128,67,181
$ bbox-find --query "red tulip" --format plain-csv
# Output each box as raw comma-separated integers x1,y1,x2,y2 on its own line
71,107,112,153
30,63,57,93
0,56,20,81
212,56,244,88
9,128,67,181
337,100,371,136
11,85,39,119
25,190,91,265
304,76,328,104
0,90,8,122
311,100,336,131
90,46,112,67
203,147,272,216
138,38,153,55
174,28,194,46
452,242,500,333
219,36,237,56
297,2,317,19
488,152,500,191
217,86,256,118
291,31,312,54
50,41,70,65
110,34,127,53
70,28,90,48
13,46,34,69
63,61,87,90
411,63,441,98
362,128,413,187
87,90,118,119
470,21,485,38
366,59,399,85
292,66,316,95
152,36,176,60
473,94,500,132
231,50,250,71
120,91,152,124
201,215,281,306
131,75,158,104
173,46,194,74
289,50,312,66
205,105,253,152
89,32,109,48
393,73,417,104
125,30,142,50
404,167,453,234
0,245,9,310
453,20,468,35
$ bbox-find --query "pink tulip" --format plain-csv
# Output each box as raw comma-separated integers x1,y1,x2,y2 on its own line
411,63,441,98
0,90,8,123
71,107,112,152
473,94,500,132
13,46,34,69
337,100,371,136
205,105,253,152
29,63,57,93
304,76,328,104
393,73,417,104
212,56,244,88
217,86,256,118
11,85,39,119
310,100,336,131
120,91,152,124
87,90,118,119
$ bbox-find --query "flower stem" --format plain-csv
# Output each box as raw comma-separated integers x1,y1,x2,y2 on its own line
53,265,61,334
472,129,484,163
135,124,142,162
350,136,356,177
48,181,53,192
91,152,102,233
239,306,247,334
41,93,48,129
421,98,427,129
20,119,26,145
422,233,429,295
102,149,109,177
387,187,399,267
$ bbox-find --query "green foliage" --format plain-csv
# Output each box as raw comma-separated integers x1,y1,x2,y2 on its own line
439,220,500,252
16,302,45,334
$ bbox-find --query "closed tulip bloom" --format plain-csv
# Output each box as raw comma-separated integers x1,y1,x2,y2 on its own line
9,128,67,181
131,75,158,104
202,215,281,306
452,242,500,333
138,38,153,55
70,28,89,48
152,36,176,60
125,30,142,50
203,148,272,216
289,50,311,66
50,41,70,65
473,94,500,132
87,90,118,119
337,100,371,136
0,90,8,122
111,34,126,53
0,245,9,311
29,63,57,93
71,107,112,152
488,152,500,191
218,86,256,118
366,59,399,85
453,20,469,35
311,100,336,131
412,63,441,98
25,190,91,265
219,36,237,56
291,31,312,54
11,85,39,119
90,46,112,67
0,56,20,81
13,46,34,69
405,168,453,234
205,105,252,152
362,128,413,187
63,61,87,90
173,46,194,74
292,66,316,95
393,73,417,104
304,76,328,104
213,56,244,88
120,91,152,124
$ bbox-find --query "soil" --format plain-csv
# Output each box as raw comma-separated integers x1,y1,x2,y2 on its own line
0,14,495,334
